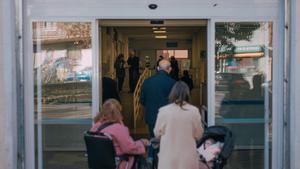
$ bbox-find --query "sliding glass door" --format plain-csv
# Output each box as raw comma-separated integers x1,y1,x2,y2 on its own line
32,21,98,169
208,21,273,169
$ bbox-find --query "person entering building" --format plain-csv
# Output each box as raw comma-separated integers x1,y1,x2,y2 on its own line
90,99,149,169
140,59,176,163
154,81,203,169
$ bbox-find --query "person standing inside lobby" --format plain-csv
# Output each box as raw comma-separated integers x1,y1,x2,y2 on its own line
114,54,126,92
140,59,176,162
127,50,139,93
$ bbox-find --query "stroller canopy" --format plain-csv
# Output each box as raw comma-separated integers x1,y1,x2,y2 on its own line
197,125,234,160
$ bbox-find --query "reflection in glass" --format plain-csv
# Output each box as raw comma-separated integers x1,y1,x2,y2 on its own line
33,22,92,169
215,22,272,169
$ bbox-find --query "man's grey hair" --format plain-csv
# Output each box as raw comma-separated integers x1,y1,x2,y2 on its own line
158,60,171,71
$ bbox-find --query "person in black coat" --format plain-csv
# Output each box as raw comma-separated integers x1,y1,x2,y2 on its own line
140,59,176,162
102,76,120,103
156,55,163,69
169,56,179,81
180,70,194,91
114,54,125,91
127,50,140,93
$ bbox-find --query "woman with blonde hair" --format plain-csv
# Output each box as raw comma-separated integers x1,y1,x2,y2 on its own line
90,99,149,169
154,81,204,169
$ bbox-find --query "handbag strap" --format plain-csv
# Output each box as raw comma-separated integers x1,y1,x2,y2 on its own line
96,122,115,133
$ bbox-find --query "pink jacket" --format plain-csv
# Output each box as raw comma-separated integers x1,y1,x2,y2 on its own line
90,122,145,169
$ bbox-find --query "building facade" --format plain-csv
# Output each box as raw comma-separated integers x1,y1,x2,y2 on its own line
0,0,299,169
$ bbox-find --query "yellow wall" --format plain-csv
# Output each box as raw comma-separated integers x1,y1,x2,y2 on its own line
101,27,129,78
191,27,207,106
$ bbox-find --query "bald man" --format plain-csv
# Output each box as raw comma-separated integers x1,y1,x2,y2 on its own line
140,59,176,162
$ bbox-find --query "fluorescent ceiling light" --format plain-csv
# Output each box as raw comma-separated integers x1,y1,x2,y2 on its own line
154,30,166,33
152,27,167,30
155,35,167,39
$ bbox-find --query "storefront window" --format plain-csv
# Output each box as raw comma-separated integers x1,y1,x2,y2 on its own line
33,22,92,169
215,22,273,169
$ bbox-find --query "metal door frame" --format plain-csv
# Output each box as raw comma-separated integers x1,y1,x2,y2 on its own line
24,17,284,169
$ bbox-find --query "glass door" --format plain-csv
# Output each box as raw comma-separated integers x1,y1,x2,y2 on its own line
32,21,98,169
208,21,273,169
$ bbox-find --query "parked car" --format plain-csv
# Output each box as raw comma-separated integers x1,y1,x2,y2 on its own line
65,71,91,82
215,72,251,92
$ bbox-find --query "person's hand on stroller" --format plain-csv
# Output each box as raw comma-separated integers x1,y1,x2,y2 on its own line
140,138,150,146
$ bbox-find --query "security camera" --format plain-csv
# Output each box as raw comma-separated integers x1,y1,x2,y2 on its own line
148,4,158,10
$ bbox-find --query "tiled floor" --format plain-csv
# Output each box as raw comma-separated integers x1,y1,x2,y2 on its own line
43,149,266,169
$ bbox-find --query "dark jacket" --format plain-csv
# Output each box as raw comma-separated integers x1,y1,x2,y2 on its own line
181,75,194,91
140,71,176,125
127,56,139,72
102,77,120,103
114,58,125,77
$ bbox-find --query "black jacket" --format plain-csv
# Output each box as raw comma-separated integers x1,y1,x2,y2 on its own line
102,77,120,103
140,71,176,125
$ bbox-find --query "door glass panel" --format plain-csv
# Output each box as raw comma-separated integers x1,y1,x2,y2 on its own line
215,22,273,169
33,22,92,169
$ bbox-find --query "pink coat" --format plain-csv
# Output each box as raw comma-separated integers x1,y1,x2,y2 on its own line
90,122,145,169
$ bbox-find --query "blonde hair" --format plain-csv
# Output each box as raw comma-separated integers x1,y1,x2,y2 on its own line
93,99,123,123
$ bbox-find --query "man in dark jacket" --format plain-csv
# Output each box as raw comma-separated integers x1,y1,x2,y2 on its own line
127,50,139,93
181,70,194,91
114,54,125,91
140,59,176,162
169,56,179,81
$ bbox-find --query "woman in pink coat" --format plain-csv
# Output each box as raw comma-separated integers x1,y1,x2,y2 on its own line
90,99,149,169
154,81,204,169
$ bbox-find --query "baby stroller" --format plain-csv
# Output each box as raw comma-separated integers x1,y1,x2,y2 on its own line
197,126,234,169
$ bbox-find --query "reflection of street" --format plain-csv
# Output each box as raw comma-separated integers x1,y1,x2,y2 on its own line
41,103,91,119
215,91,226,118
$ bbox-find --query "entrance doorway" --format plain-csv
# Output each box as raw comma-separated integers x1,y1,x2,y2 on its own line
98,19,208,138
31,20,273,169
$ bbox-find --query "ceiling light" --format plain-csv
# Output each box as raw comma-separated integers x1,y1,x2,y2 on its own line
154,30,166,33
160,27,167,30
152,27,158,30
155,35,167,39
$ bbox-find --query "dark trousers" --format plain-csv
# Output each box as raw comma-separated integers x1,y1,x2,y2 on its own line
117,76,124,91
129,70,139,92
147,122,156,160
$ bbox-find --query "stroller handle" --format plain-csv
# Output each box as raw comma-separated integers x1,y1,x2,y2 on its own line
149,138,160,149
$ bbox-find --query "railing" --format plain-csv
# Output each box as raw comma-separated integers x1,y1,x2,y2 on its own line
133,68,152,129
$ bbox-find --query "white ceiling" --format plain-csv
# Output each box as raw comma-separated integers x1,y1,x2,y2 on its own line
99,19,206,40
116,27,203,40
99,19,207,27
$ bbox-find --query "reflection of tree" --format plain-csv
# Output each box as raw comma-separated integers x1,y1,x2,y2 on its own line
41,51,73,84
215,22,261,56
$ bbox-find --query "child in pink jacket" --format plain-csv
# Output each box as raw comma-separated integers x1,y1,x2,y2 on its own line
90,99,149,169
